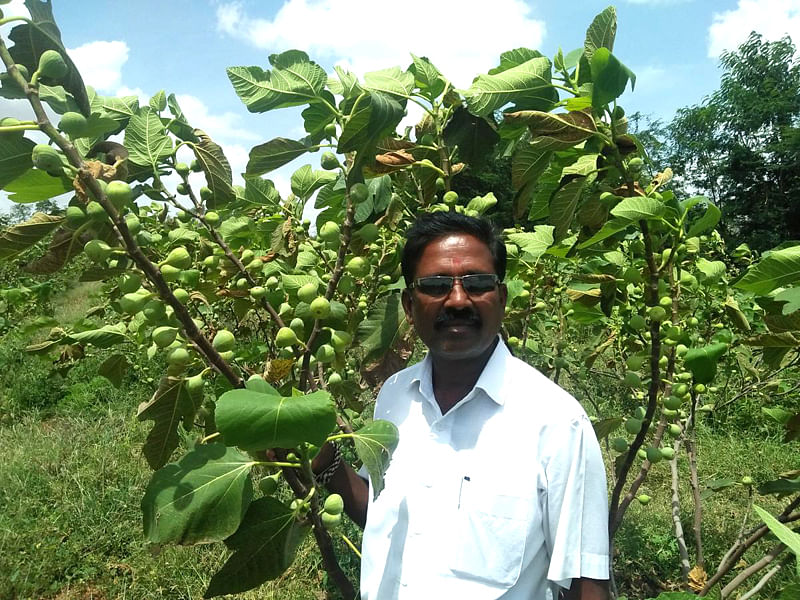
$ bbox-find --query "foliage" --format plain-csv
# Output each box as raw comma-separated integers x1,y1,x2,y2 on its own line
0,3,799,599
639,33,800,252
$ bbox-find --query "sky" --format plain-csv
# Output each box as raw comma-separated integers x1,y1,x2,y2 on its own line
1,0,799,214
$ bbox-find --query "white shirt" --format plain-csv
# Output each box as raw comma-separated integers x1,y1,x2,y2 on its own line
359,339,609,600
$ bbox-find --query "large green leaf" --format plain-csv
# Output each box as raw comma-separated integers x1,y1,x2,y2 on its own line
466,192,498,215
464,57,554,117
204,497,309,598
753,505,800,577
584,6,617,60
737,245,800,296
356,291,410,362
7,0,91,115
0,212,63,261
590,48,635,108
290,164,337,202
686,200,721,237
410,54,445,100
683,343,728,384
0,136,35,189
352,420,399,500
549,176,586,241
142,443,254,545
441,107,500,168
508,225,555,261
695,258,726,283
97,353,129,388
363,66,415,99
610,196,664,221
577,218,631,249
215,389,337,451
504,110,597,143
488,48,545,75
125,106,173,170
246,138,312,176
137,375,203,470
511,137,574,190
165,93,199,142
244,176,281,211
227,50,327,113
67,324,128,348
338,91,404,155
191,131,235,208
4,168,72,203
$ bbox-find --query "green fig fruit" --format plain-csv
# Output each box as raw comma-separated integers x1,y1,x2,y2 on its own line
323,493,344,515
152,326,178,348
298,282,319,304
212,329,235,352
162,247,192,269
58,112,88,138
310,296,331,319
276,326,299,348
37,50,68,80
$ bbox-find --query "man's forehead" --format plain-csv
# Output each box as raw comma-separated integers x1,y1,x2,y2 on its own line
416,233,494,271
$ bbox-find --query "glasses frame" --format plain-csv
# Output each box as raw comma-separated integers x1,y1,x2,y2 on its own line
409,273,501,298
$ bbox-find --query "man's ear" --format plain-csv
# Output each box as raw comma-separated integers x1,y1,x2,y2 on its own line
401,288,415,327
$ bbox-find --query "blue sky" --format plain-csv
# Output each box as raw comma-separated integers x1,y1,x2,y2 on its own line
1,0,799,210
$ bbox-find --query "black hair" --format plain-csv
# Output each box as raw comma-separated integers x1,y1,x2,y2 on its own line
401,211,507,285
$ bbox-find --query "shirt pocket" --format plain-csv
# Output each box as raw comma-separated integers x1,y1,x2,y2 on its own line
449,482,534,588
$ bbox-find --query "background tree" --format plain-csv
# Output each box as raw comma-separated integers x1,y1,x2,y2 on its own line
640,33,800,252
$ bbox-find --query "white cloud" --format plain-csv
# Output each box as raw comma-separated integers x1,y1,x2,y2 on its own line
174,94,260,143
624,0,691,4
708,0,800,57
216,0,546,89
67,41,129,93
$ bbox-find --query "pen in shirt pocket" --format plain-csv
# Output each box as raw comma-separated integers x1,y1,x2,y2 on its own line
458,475,470,509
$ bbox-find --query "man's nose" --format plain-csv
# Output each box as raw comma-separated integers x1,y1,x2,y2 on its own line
443,279,471,307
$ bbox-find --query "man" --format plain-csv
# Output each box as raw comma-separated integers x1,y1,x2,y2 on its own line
314,212,609,599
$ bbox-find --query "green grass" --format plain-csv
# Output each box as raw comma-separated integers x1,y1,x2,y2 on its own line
0,387,361,600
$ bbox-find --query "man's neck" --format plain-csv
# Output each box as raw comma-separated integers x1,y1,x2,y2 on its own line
430,337,499,414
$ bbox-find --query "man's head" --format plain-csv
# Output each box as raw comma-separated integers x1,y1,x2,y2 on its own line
401,212,507,363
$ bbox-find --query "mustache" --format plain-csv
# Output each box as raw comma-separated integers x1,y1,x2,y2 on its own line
435,310,481,327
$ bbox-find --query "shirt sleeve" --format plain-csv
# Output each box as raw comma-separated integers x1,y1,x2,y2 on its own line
543,412,610,589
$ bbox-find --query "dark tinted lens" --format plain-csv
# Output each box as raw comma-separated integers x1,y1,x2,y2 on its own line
462,274,497,294
415,276,453,296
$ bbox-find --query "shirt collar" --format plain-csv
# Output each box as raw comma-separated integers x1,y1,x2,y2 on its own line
409,335,509,407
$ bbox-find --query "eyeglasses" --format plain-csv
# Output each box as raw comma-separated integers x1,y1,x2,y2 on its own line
409,274,500,297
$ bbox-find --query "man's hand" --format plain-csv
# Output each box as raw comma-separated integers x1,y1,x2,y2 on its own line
562,577,608,600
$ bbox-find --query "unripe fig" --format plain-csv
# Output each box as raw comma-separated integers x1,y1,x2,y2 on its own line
58,111,88,137
205,211,220,226
319,221,340,243
624,371,642,388
167,347,191,367
663,396,682,410
173,288,190,304
667,424,681,437
435,177,446,191
646,447,662,463
212,329,235,352
259,473,280,495
107,180,132,210
125,214,141,235
119,290,151,314
323,493,344,515
316,344,336,364
31,144,62,172
328,372,343,385
250,285,266,299
345,256,369,278
37,50,68,80
741,476,753,486
310,296,331,319
349,183,369,203
624,418,643,435
659,295,672,308
629,314,646,331
289,317,306,339
298,282,319,304
175,162,190,176
356,223,379,243
276,326,298,347
636,494,651,505
119,272,142,294
443,190,458,204
324,122,337,137
648,306,667,322
330,329,352,352
84,239,112,262
65,205,87,228
159,264,181,282
611,437,628,453
321,511,341,530
660,447,675,460
320,151,339,170
626,355,645,371
162,247,192,269
152,326,178,348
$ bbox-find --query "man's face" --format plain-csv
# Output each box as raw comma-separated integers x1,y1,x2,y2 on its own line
402,233,507,362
